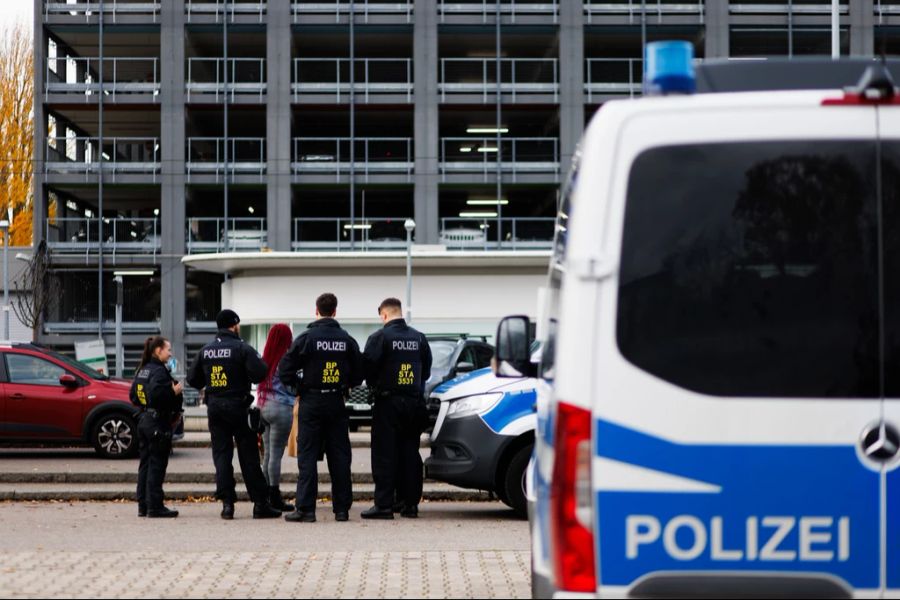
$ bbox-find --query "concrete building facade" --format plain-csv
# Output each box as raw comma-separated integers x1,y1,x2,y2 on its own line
32,0,885,369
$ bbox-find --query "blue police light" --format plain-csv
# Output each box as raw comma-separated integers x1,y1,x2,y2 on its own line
644,41,696,96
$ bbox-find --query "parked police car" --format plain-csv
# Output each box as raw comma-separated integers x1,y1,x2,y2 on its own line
346,335,494,430
496,44,900,598
425,344,538,517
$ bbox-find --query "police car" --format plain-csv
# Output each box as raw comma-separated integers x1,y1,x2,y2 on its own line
424,344,538,517
495,44,900,598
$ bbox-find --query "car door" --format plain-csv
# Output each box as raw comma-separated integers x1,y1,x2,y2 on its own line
583,103,884,596
876,105,900,596
2,352,84,439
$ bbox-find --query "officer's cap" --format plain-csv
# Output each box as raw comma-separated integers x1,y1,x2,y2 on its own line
216,309,241,329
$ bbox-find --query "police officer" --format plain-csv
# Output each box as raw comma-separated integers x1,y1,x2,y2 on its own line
187,309,281,520
361,298,432,519
279,293,362,523
131,336,182,519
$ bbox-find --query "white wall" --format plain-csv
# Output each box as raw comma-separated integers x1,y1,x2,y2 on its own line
222,269,545,333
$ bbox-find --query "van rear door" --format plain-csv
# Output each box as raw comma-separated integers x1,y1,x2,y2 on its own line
875,106,900,596
590,100,883,596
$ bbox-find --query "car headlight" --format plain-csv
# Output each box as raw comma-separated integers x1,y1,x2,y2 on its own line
447,393,503,420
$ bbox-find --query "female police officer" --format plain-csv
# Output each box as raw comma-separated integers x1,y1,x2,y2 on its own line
131,336,183,518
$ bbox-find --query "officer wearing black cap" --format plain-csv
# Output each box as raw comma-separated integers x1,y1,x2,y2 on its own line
187,309,281,520
361,298,432,520
278,293,363,523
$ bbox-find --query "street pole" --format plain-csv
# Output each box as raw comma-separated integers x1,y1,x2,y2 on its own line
404,219,415,323
831,0,839,59
114,276,123,377
2,218,9,341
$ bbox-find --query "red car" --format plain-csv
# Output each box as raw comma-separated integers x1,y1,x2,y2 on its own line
0,343,145,458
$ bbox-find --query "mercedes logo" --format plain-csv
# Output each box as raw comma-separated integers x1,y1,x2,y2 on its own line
861,422,900,462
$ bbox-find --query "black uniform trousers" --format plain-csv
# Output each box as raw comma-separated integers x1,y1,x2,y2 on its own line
207,396,269,504
372,393,427,510
296,390,353,513
136,412,172,510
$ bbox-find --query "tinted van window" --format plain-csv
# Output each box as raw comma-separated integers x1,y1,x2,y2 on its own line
617,142,879,397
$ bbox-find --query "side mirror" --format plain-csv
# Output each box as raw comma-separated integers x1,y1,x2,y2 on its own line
60,374,79,388
493,315,535,378
456,362,475,374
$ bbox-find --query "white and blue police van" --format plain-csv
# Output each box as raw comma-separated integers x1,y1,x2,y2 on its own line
495,43,900,598
425,361,537,517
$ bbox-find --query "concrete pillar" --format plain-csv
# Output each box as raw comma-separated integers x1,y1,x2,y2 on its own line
160,1,187,359
413,0,439,244
559,0,584,180
851,0,875,57
32,0,47,258
704,0,730,59
267,0,292,251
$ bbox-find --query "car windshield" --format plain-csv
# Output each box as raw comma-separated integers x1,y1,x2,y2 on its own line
429,341,458,372
38,347,108,380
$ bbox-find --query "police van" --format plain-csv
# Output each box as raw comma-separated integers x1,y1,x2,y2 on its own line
425,357,537,517
495,44,900,598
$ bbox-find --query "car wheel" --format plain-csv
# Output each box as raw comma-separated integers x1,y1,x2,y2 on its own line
92,412,138,459
500,444,532,518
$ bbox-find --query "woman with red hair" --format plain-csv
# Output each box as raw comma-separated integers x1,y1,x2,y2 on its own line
257,323,296,512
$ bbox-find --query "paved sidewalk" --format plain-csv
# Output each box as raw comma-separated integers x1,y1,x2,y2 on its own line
0,502,530,599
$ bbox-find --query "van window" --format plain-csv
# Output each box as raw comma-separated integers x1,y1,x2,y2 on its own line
616,141,879,398
881,142,900,397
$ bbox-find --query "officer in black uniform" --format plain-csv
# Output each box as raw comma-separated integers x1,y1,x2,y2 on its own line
187,309,281,520
361,297,432,519
279,293,363,523
131,336,182,519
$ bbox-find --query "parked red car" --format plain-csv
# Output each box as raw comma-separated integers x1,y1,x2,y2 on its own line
0,343,156,458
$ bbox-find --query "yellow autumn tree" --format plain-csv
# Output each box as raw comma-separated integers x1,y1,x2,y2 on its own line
0,23,34,247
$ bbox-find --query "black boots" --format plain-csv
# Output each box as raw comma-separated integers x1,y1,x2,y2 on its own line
147,506,179,519
221,501,235,520
284,510,316,523
253,502,282,519
268,486,295,512
361,506,395,520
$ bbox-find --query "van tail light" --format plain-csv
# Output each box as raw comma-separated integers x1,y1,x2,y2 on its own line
550,401,597,593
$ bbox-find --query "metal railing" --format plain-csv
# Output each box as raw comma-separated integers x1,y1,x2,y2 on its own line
46,217,160,259
440,137,559,180
187,57,267,101
730,0,848,15
186,1,267,21
293,137,413,179
292,1,413,23
877,0,900,19
292,217,411,251
44,1,161,21
439,58,558,101
584,0,704,22
187,137,267,179
586,58,642,101
46,57,160,98
45,136,160,177
187,218,267,253
440,217,555,250
438,1,559,22
292,58,413,102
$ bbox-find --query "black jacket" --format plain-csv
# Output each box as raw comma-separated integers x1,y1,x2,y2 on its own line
278,318,363,392
187,329,268,402
130,358,181,415
363,319,433,395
